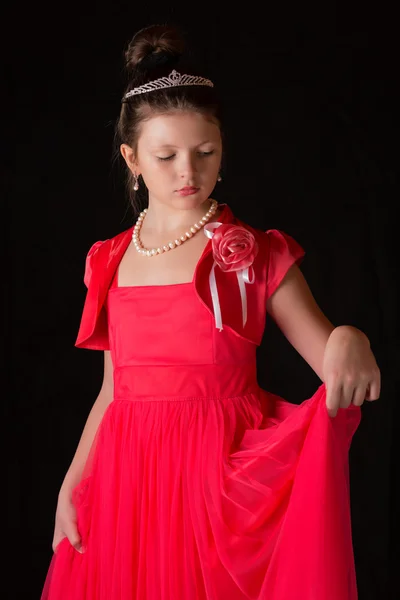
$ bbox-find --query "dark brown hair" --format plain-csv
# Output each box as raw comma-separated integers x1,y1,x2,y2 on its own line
114,24,223,214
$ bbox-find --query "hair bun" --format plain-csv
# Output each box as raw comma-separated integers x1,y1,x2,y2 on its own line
125,24,185,73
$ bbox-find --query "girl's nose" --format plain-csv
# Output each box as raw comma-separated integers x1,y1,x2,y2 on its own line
179,154,197,179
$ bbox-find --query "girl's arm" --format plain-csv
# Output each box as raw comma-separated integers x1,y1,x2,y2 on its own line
52,351,114,552
60,350,114,495
266,264,380,415
266,264,335,380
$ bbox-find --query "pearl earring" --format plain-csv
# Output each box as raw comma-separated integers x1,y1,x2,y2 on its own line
217,173,222,182
133,173,139,191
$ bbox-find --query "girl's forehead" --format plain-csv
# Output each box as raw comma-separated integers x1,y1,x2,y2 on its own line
138,112,221,145
142,111,218,129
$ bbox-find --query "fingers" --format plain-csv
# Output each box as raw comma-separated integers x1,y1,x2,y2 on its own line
326,368,381,416
351,385,366,407
52,533,65,554
326,378,367,417
64,520,84,553
339,382,354,410
325,377,341,418
53,521,84,554
365,369,381,401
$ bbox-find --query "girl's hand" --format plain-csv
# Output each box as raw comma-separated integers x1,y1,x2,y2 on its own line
52,485,84,554
323,326,381,418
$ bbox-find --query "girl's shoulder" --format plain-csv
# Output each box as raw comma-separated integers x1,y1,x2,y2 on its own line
83,226,133,288
233,216,304,259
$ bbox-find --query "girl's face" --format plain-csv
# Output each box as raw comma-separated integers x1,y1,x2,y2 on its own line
121,111,222,210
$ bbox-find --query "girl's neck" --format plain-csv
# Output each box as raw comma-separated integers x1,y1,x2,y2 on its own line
141,198,219,236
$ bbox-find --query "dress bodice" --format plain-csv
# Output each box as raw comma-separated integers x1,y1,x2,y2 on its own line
106,280,259,401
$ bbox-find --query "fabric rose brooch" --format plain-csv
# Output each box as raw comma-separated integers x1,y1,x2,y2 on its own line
203,223,259,331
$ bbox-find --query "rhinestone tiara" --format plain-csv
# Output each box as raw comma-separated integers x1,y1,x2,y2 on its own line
124,69,214,99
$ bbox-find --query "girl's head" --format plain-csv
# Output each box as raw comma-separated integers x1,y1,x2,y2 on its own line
116,24,223,214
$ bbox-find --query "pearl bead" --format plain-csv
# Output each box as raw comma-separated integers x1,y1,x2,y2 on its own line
132,199,218,257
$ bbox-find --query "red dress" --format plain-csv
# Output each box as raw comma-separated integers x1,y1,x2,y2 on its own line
41,203,361,599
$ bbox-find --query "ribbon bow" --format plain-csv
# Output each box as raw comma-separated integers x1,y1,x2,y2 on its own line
203,222,255,331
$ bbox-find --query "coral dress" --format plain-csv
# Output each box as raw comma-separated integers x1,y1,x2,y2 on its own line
41,204,361,599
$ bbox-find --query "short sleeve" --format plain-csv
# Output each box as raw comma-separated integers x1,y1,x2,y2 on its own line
75,239,110,351
83,240,105,288
265,229,305,299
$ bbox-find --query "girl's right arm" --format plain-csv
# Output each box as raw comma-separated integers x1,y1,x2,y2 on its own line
52,350,114,553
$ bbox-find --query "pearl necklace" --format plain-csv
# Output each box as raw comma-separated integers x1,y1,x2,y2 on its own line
132,199,219,256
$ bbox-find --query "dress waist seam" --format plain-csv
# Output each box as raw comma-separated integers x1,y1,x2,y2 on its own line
113,388,260,403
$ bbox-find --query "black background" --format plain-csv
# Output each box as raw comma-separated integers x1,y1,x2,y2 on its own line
5,2,397,598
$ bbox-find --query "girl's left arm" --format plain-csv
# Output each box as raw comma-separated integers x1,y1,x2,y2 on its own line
266,263,381,417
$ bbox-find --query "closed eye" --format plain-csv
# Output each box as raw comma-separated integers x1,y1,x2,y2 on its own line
157,150,215,161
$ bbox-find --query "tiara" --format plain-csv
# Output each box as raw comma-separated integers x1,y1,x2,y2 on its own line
124,69,214,99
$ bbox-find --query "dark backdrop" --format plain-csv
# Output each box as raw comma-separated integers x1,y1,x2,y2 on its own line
6,3,397,599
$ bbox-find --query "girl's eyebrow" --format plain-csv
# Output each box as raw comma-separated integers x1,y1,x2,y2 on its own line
151,140,212,149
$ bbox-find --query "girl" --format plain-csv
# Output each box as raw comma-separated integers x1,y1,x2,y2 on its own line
41,24,380,600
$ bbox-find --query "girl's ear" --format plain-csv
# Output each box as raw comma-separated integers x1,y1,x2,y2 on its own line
120,144,140,176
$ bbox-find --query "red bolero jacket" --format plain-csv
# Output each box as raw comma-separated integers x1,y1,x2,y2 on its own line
75,203,305,350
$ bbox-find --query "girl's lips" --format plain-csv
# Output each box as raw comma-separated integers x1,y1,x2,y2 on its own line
176,187,199,196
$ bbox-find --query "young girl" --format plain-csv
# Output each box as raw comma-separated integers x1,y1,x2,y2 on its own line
41,24,380,600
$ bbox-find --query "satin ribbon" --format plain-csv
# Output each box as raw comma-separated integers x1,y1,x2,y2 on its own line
204,223,255,331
